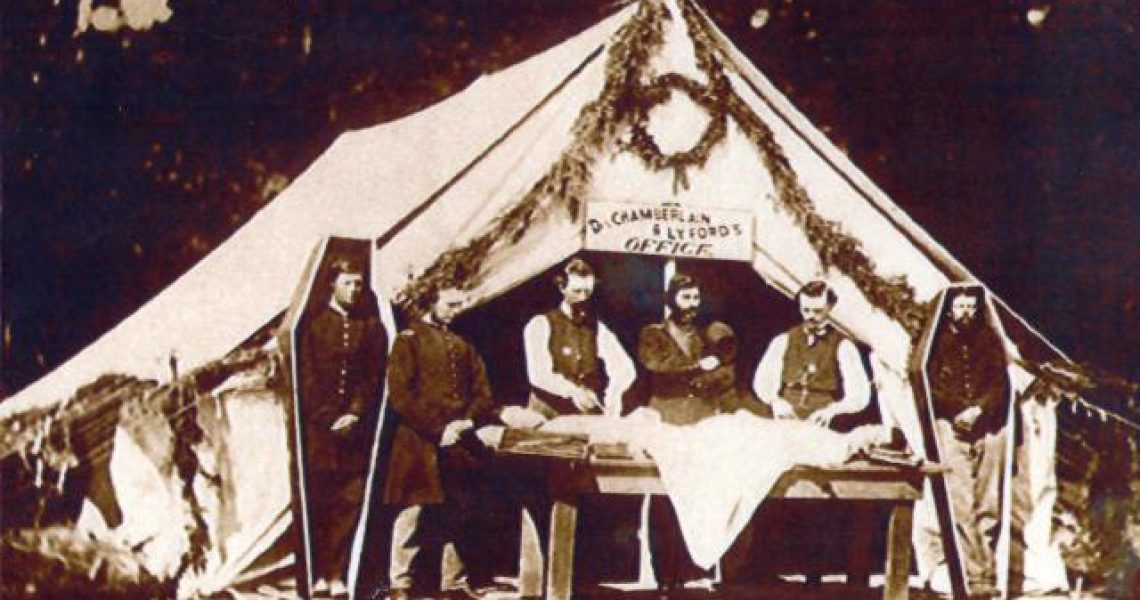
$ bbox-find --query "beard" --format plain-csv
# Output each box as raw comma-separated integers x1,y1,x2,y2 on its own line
671,307,699,326
952,313,979,331
804,318,826,332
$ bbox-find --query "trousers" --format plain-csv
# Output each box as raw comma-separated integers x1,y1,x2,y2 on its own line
649,496,710,587
917,420,1006,589
389,505,469,592
308,472,365,582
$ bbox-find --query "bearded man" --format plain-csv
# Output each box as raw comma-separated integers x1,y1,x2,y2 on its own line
922,285,1010,595
523,257,634,418
638,273,739,593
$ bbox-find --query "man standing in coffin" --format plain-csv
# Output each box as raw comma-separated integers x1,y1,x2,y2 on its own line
383,283,498,600
752,280,870,430
523,257,635,418
638,273,740,591
298,257,388,595
924,286,1010,594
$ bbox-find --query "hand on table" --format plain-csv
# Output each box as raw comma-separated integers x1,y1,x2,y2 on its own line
570,388,601,413
475,425,505,448
808,405,838,428
499,405,547,429
771,398,796,419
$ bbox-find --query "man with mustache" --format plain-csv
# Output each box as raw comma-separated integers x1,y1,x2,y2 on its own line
920,285,1010,596
523,257,635,418
513,257,637,595
638,273,739,593
743,280,871,586
752,280,870,429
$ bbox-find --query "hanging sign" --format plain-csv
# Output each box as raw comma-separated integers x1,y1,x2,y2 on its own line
583,200,753,261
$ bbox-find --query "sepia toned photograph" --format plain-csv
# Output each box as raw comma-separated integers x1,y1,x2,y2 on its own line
2,1,1138,599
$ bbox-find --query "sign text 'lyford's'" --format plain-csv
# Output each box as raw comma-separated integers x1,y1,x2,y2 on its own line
584,200,753,261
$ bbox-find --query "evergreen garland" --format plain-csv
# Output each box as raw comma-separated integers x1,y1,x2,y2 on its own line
620,72,728,193
677,0,929,338
396,0,929,339
396,0,671,314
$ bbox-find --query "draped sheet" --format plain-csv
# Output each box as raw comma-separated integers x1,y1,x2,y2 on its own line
543,410,886,569
642,412,886,568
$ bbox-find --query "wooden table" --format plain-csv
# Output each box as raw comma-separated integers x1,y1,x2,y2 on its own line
540,457,926,600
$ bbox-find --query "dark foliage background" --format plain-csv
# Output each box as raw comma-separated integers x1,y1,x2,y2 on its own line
3,0,1138,396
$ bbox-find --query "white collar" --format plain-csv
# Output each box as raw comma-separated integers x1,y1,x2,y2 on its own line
329,299,350,317
422,313,446,329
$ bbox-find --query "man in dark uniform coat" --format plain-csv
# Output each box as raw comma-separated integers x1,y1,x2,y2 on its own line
383,284,497,600
638,273,739,592
639,273,738,426
922,286,1010,595
298,258,387,594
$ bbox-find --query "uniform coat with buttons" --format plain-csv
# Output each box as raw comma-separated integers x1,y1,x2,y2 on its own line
382,318,495,507
299,303,387,473
928,321,1009,440
297,301,387,581
639,318,740,585
922,313,1011,589
638,319,738,426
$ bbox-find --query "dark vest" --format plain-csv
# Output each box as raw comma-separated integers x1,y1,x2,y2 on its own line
531,309,605,414
546,309,602,386
780,326,844,400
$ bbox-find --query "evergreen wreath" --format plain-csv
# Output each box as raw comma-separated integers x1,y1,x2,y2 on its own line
398,0,928,339
622,72,728,192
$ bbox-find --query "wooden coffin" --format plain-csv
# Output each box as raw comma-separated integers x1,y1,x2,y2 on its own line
908,283,1017,599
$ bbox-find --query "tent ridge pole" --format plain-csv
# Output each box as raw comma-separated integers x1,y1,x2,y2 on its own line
375,43,608,251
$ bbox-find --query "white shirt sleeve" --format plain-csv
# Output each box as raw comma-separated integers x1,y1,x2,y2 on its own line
522,315,578,400
752,334,789,405
833,339,871,415
597,321,635,417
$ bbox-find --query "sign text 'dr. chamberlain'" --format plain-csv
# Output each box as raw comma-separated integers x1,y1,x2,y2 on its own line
583,200,754,262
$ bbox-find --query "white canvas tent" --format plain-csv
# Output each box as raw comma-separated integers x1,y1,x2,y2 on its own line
2,0,1071,595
